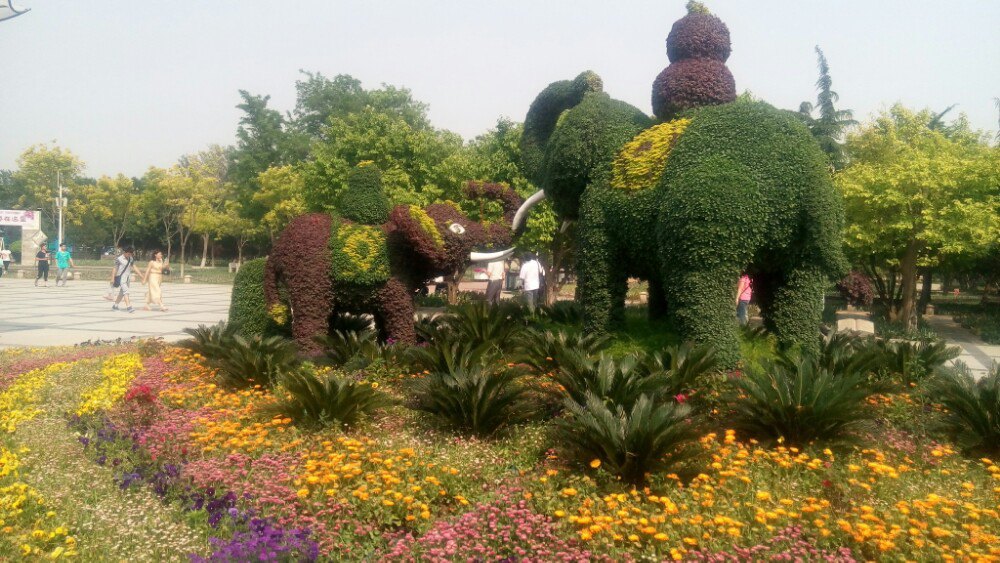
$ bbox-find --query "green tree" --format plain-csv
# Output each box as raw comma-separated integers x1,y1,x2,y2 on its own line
11,144,86,234
252,165,307,242
798,46,856,170
229,91,293,218
837,105,1000,329
72,174,138,249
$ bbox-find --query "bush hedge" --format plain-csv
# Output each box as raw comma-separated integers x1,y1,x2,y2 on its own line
651,58,736,121
665,3,731,63
229,258,272,338
339,162,390,225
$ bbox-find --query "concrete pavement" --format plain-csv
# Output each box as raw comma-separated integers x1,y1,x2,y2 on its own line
0,278,231,349
926,315,999,379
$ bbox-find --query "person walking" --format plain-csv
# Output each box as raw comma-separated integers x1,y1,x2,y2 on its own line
485,259,506,305
111,247,136,313
0,247,11,276
54,243,75,286
140,250,169,311
34,246,50,287
518,253,545,311
736,273,753,326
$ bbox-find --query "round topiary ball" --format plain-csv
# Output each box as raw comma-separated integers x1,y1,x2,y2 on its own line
666,12,731,63
651,58,736,120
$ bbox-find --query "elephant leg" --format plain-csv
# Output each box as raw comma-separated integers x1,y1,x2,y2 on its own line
766,264,825,357
373,278,416,345
577,197,622,334
667,268,742,367
288,282,333,356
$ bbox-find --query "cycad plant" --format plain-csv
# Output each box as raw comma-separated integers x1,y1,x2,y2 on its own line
274,368,390,428
730,354,882,445
435,301,527,351
536,301,585,325
315,329,382,369
815,331,883,378
877,339,960,385
211,335,300,389
516,328,610,374
554,393,699,484
638,343,719,395
553,353,672,408
181,321,239,359
409,364,530,436
403,336,498,375
935,365,1000,455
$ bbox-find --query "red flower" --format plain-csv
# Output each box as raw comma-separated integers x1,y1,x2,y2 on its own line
675,393,688,404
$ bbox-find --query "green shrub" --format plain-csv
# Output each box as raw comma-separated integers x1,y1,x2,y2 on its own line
935,365,1000,455
329,312,373,333
315,330,382,370
435,301,528,351
180,322,238,358
536,301,585,325
274,367,390,428
552,353,679,409
403,337,498,375
409,365,530,436
875,339,960,386
638,342,720,394
339,162,390,225
210,335,300,389
229,258,272,338
729,355,882,445
814,331,884,379
554,393,699,484
516,328,610,374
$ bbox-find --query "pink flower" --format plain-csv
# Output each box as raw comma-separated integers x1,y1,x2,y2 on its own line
675,393,688,404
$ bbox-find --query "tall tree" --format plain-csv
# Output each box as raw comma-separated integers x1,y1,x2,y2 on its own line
837,105,1000,329
798,46,856,169
72,174,138,249
11,144,86,234
229,91,291,218
253,165,307,242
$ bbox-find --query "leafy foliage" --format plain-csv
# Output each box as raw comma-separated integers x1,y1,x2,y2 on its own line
609,119,691,191
934,365,1000,455
729,354,882,445
554,394,699,484
409,365,530,437
836,270,874,308
328,221,391,285
516,328,611,374
180,322,239,358
652,58,736,121
796,47,856,170
229,258,275,338
274,367,390,428
666,4,731,62
875,339,960,386
210,335,300,389
339,162,390,225
433,301,528,351
315,330,382,370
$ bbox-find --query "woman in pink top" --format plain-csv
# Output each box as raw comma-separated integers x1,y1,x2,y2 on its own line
736,274,752,326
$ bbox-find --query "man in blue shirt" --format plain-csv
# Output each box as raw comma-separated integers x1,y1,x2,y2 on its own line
55,243,75,286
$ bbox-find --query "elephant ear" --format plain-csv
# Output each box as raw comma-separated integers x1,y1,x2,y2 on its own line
387,204,448,271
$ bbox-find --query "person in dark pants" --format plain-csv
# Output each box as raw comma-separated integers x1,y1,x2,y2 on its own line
35,246,50,287
485,259,506,305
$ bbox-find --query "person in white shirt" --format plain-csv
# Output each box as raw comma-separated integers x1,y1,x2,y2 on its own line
518,253,545,311
0,247,11,276
485,260,506,305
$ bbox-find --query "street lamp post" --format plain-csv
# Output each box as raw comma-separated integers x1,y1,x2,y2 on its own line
56,170,64,247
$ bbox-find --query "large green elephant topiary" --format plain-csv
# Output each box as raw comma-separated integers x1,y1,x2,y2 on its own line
510,3,847,365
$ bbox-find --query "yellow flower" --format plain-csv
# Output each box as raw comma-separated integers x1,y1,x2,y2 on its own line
561,488,577,497
590,459,602,469
296,488,309,498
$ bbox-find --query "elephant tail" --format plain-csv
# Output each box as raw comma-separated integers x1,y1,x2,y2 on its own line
520,71,604,185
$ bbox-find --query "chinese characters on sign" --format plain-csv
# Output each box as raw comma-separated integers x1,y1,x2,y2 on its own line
0,209,40,229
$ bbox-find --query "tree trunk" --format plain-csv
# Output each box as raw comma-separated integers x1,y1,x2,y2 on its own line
918,267,933,315
199,234,209,268
898,240,920,331
446,270,461,305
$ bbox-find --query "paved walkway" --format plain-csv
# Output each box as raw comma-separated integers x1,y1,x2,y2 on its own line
0,278,231,349
926,314,999,379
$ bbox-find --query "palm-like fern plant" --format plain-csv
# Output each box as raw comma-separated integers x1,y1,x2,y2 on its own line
315,329,382,369
180,321,239,359
553,353,673,408
409,364,530,436
638,342,719,395
935,365,1000,455
554,393,699,484
274,368,390,428
516,328,610,374
730,357,881,445
876,339,960,385
211,335,300,389
435,301,527,350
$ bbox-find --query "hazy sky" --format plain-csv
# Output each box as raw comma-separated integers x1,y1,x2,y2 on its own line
1,1,998,178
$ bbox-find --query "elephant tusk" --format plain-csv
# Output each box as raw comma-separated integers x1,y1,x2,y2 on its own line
470,248,517,263
512,189,546,232
560,219,573,233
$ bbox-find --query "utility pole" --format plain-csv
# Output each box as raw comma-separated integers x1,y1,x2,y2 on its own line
56,170,65,247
